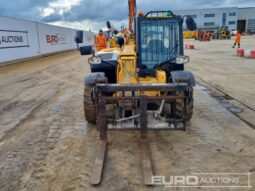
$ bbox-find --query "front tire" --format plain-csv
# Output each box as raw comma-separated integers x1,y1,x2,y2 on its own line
176,89,194,120
84,85,96,124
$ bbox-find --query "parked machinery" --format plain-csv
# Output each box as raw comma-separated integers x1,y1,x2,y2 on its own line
213,26,231,40
183,30,196,39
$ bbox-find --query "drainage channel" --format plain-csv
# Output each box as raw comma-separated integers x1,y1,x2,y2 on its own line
195,76,255,112
195,81,255,129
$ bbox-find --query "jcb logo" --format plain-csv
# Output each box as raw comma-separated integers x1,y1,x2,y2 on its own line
46,35,58,44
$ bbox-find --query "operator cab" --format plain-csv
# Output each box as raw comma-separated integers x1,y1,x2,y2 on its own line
136,11,195,78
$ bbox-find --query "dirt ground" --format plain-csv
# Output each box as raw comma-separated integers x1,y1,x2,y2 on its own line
186,35,255,127
0,36,255,191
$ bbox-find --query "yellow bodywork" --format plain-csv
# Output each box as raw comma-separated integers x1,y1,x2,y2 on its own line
98,47,121,53
116,44,167,97
108,38,119,48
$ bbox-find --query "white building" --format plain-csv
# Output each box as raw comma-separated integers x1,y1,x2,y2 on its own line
238,7,255,33
175,7,255,33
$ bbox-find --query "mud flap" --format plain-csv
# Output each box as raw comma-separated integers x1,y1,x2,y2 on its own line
171,71,196,87
84,72,105,85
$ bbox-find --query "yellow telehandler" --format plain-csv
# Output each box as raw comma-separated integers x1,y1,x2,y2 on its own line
75,1,196,186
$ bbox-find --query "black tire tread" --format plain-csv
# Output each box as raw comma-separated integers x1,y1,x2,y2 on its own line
176,91,193,120
84,85,96,124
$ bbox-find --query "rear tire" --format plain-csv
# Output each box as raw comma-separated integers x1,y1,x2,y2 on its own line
84,85,96,124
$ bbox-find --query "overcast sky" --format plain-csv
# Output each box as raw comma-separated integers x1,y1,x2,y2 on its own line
0,0,254,32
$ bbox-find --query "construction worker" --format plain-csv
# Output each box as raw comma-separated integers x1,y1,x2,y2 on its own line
232,31,241,48
203,32,207,42
95,30,107,51
206,32,211,41
199,31,204,41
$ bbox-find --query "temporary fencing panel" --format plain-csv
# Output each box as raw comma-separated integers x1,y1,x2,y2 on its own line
0,16,94,64
0,16,40,64
37,23,72,55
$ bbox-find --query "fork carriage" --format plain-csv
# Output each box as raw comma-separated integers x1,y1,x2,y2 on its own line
91,81,191,185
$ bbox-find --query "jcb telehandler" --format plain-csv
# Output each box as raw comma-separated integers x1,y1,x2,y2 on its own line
75,3,196,186
213,26,231,40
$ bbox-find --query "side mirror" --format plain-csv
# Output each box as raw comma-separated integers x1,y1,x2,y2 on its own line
80,46,93,55
75,30,83,43
186,16,197,31
106,21,112,29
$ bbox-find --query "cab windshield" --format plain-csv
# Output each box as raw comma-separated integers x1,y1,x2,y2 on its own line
140,20,180,69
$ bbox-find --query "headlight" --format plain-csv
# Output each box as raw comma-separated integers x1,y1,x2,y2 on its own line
88,56,101,64
176,55,189,64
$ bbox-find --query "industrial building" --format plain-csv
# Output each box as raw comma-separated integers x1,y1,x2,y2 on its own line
175,7,255,33
238,7,255,33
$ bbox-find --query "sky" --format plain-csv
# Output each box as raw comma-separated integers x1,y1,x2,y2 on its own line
0,0,254,32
